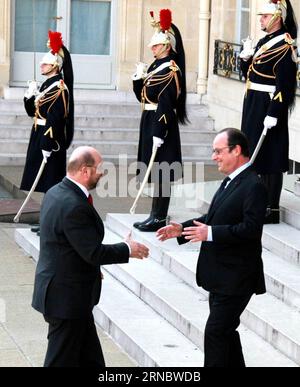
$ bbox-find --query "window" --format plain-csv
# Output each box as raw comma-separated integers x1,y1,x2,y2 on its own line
236,0,250,43
222,0,250,44
15,0,57,52
70,0,112,55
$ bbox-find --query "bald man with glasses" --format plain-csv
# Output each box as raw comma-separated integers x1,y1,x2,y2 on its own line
157,128,267,367
32,146,149,367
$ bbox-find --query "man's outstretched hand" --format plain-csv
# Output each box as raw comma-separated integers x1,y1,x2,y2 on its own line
182,220,208,243
156,221,183,242
126,232,149,259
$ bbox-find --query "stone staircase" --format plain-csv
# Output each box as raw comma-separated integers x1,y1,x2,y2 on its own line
14,185,300,367
0,90,215,166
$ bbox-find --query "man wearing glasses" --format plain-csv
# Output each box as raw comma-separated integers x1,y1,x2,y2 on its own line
157,128,267,367
32,146,149,367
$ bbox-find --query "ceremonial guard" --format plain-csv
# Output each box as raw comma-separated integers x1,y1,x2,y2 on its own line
240,0,298,224
20,31,74,195
132,9,188,232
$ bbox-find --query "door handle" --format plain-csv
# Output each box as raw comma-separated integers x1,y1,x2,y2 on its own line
53,16,63,20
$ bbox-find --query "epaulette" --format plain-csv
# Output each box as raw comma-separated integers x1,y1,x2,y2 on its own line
284,33,295,46
58,79,68,91
169,60,179,72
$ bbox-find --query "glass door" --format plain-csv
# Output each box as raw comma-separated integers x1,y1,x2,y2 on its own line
11,0,116,89
68,0,116,88
12,0,58,85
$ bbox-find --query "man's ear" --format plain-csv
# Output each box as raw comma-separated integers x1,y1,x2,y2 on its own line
235,144,242,156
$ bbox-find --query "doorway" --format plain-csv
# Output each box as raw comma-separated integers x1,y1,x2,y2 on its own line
11,0,116,89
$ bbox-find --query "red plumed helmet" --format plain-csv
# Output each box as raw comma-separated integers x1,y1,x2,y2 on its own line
48,30,63,54
160,9,172,32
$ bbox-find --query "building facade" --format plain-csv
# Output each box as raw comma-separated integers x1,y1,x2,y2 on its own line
206,0,300,169
0,0,299,164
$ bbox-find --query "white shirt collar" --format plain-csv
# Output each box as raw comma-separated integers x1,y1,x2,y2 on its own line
66,176,89,198
227,161,251,185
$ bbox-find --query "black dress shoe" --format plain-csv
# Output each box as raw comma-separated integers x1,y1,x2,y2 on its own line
264,208,280,224
133,215,153,229
135,218,167,232
31,225,40,233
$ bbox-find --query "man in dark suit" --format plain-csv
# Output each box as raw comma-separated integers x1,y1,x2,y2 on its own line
32,146,149,367
157,128,267,367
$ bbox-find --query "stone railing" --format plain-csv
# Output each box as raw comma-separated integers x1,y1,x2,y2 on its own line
213,39,300,96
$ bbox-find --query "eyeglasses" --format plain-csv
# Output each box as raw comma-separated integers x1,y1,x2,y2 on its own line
212,145,235,155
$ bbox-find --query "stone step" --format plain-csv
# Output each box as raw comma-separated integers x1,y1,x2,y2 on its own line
0,139,212,159
0,124,216,143
13,228,204,367
3,88,203,105
94,272,204,367
263,249,300,310
101,228,298,367
262,223,300,267
14,227,297,367
281,189,300,231
0,112,214,131
242,294,300,366
0,113,140,129
0,139,139,156
104,213,300,364
0,153,215,167
0,153,136,167
0,99,210,118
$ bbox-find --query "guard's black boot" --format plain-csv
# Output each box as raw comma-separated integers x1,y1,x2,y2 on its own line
133,215,154,229
31,224,40,233
261,173,282,225
264,207,280,224
135,217,167,232
135,196,170,232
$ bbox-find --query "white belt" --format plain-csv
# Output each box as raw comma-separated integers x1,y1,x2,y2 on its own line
248,82,276,93
34,118,46,126
144,103,157,111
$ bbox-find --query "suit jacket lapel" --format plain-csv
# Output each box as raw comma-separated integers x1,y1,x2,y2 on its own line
61,177,102,221
206,167,253,223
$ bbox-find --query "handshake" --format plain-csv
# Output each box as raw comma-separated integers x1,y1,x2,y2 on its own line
132,62,148,81
24,80,39,99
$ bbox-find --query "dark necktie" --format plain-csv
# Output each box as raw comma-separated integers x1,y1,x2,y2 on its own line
213,176,231,203
87,193,93,206
220,176,231,192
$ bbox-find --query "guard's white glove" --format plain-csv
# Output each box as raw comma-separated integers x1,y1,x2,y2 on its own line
24,80,39,99
42,150,52,163
239,48,254,61
264,115,278,129
152,136,164,151
240,36,254,61
131,62,148,81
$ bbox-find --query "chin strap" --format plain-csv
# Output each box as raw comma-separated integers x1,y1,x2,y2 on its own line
265,12,282,33
43,64,59,76
155,44,170,59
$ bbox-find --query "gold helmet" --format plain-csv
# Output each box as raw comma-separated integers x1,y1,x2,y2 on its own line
258,1,288,31
40,31,64,70
148,9,177,52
